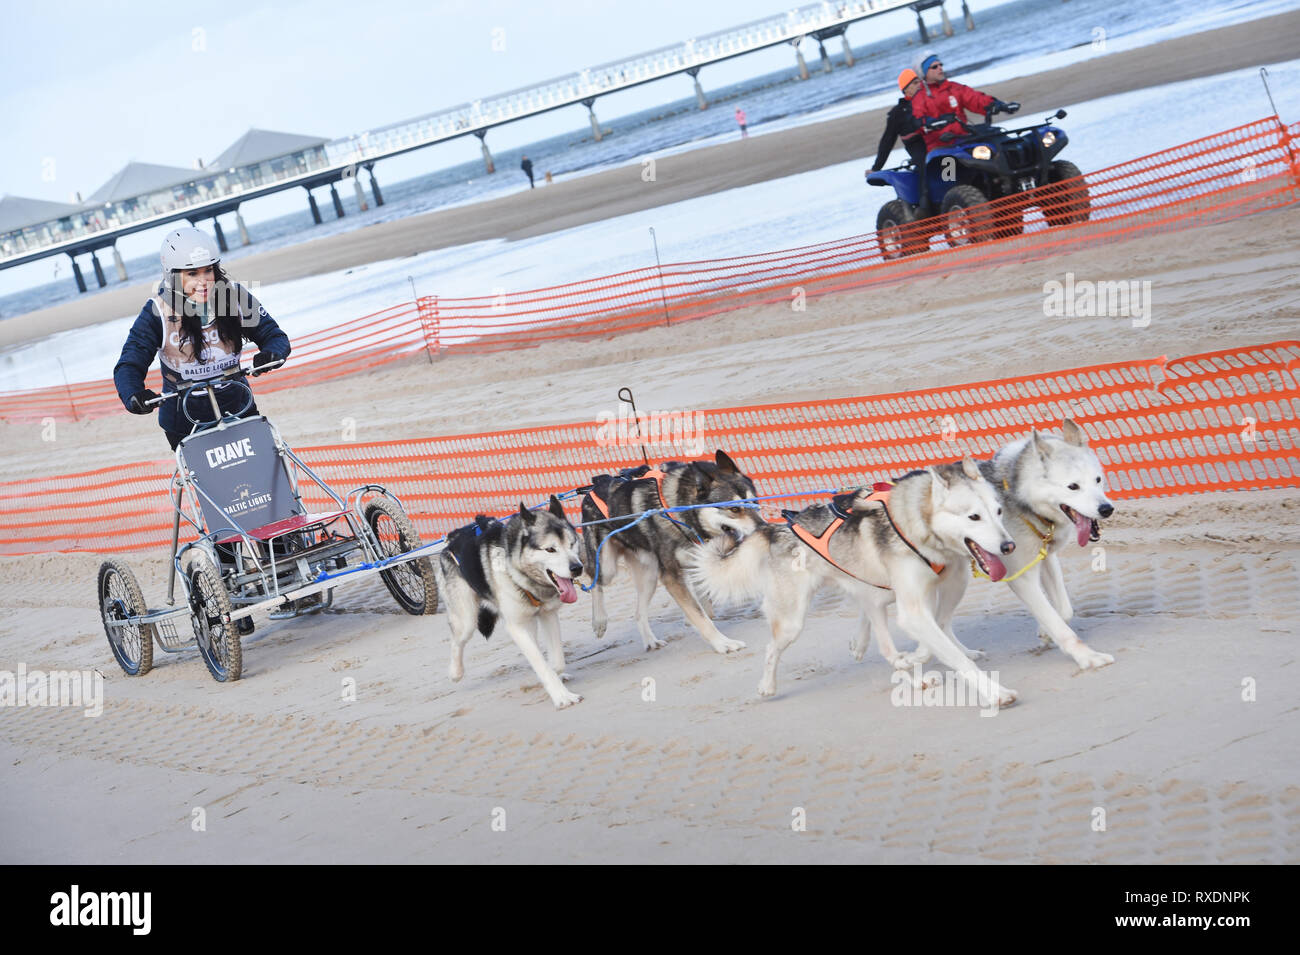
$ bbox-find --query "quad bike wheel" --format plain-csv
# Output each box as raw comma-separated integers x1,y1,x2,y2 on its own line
1041,160,1091,227
189,552,242,682
876,199,926,259
940,185,996,246
364,495,438,615
98,558,155,676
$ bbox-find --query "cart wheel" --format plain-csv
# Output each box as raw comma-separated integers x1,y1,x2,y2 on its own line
98,558,155,676
189,553,243,682
364,495,438,615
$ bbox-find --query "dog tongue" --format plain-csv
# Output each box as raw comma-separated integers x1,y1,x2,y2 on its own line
1073,512,1092,547
975,543,1007,582
555,576,578,603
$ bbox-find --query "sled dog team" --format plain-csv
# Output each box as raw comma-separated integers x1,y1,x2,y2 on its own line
438,420,1115,710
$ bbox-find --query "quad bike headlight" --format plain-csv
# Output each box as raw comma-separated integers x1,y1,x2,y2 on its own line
1041,132,1057,147
971,145,993,160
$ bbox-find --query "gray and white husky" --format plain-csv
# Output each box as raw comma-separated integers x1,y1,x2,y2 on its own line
439,496,587,709
909,418,1116,670
580,450,766,654
689,457,1020,707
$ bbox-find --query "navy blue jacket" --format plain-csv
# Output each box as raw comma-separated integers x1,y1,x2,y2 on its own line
113,282,290,436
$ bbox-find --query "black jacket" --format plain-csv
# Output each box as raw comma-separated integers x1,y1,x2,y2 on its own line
872,97,928,171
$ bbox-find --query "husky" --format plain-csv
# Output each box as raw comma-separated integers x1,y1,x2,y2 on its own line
439,496,587,709
897,419,1116,671
689,457,1020,707
580,450,766,654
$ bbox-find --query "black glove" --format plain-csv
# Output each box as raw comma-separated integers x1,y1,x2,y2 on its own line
128,389,160,415
252,352,282,374
995,100,1020,114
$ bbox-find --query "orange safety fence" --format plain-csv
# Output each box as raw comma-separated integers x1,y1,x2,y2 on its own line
2,340,1296,556
2,118,1297,423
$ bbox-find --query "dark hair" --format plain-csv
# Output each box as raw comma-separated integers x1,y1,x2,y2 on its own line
164,263,248,361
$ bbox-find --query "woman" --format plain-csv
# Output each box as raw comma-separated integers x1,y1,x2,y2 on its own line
114,226,290,450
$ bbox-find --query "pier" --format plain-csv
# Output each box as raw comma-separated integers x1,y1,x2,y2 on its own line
1,0,976,293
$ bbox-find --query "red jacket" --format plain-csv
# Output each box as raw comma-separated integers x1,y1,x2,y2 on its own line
913,79,995,151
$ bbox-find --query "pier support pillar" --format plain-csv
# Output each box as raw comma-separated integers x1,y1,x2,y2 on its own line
794,43,809,80
329,183,345,218
941,4,954,37
841,34,855,67
306,189,322,224
91,251,106,288
817,39,832,73
581,99,603,142
112,244,127,281
366,165,384,206
915,11,929,44
352,174,369,212
70,255,86,293
211,218,228,252
474,130,495,173
963,0,975,30
687,67,708,109
235,208,250,245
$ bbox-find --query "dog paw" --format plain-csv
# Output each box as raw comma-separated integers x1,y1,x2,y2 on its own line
898,649,931,668
593,620,608,640
911,670,942,690
643,636,667,651
757,679,776,697
1037,631,1056,647
1073,647,1115,670
995,686,1018,708
850,643,868,662
718,637,747,654
552,689,583,708
449,663,464,682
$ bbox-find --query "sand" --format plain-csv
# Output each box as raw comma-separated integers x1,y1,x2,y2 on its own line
1,188,1297,862
3,6,1299,351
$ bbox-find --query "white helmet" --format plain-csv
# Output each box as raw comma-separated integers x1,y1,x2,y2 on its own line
160,226,220,273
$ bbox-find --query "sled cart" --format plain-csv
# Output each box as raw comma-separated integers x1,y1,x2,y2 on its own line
96,364,439,683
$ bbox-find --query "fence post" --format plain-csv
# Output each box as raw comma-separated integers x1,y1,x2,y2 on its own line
417,295,441,360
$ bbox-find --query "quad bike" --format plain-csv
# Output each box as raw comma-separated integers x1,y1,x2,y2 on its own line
97,363,438,683
866,105,1091,257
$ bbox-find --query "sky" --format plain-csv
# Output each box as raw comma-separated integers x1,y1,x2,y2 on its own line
0,0,958,206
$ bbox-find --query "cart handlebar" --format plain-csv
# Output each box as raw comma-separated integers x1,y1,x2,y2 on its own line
146,359,285,407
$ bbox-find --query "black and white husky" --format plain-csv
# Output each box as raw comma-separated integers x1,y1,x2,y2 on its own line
580,450,766,654
439,496,587,709
690,457,1021,708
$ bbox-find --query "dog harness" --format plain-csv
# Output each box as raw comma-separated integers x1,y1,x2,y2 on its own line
586,466,702,544
445,515,544,607
966,476,1056,583
783,483,944,590
969,510,1054,583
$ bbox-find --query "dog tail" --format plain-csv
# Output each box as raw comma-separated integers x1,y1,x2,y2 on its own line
477,606,498,639
686,529,772,606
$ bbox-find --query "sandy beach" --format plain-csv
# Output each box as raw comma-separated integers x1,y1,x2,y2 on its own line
3,6,1299,351
2,183,1297,862
3,1,1300,865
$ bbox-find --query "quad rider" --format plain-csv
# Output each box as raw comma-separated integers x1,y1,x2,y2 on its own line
912,53,1019,152
872,68,931,214
113,226,290,450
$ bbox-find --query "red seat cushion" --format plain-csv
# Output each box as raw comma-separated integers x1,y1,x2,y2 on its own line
214,510,349,546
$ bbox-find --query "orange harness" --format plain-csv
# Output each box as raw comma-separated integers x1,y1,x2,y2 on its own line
785,483,944,589
588,467,669,519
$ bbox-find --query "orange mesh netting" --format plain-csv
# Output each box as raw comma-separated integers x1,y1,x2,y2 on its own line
1,118,1296,423
2,340,1295,556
